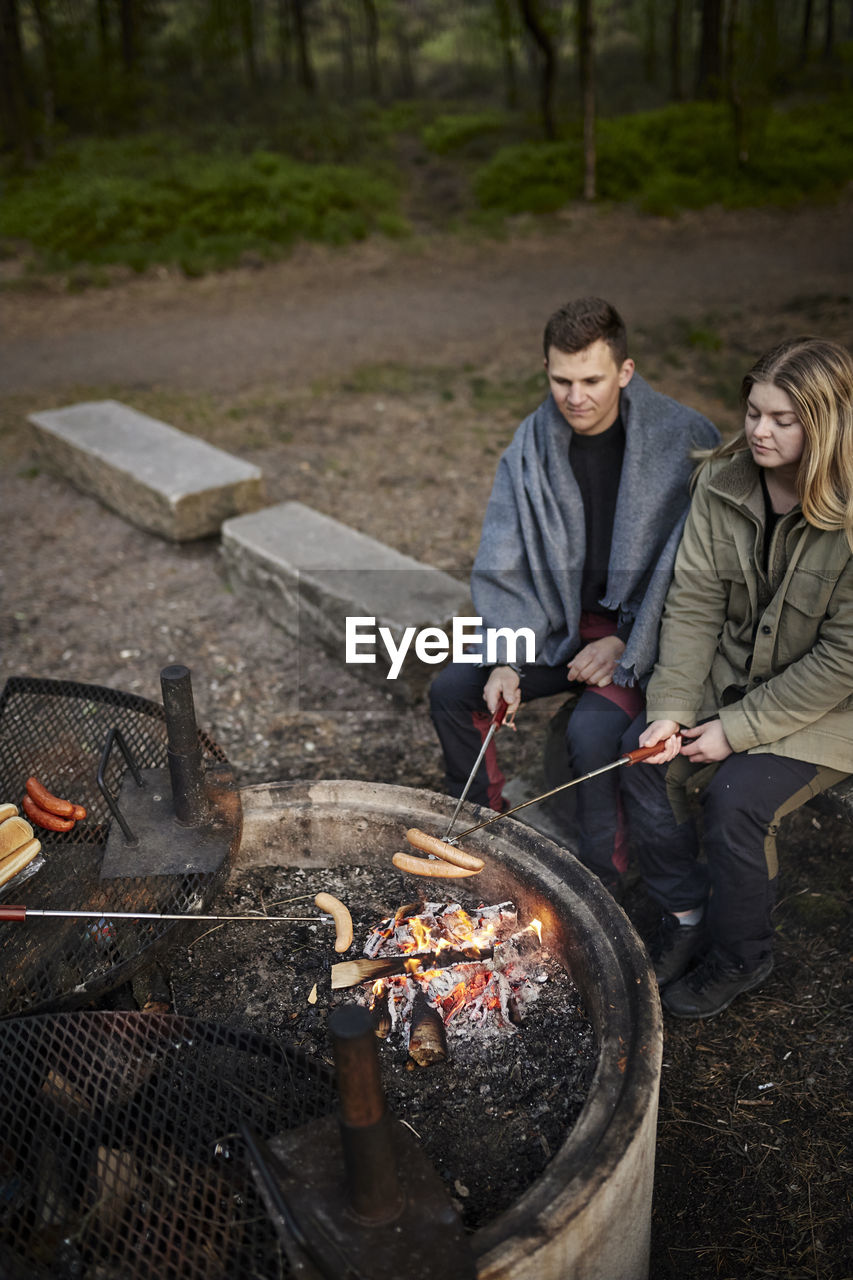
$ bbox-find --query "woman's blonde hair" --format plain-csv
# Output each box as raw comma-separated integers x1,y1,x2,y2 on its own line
699,336,853,548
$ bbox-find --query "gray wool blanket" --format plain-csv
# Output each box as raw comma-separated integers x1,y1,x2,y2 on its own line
471,373,720,685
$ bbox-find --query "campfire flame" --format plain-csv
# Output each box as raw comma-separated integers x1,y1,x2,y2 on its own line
363,902,546,1045
391,905,498,957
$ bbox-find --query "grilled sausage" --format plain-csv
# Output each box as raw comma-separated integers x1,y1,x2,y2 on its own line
22,794,75,833
405,828,484,871
314,892,353,953
25,777,75,818
392,851,480,878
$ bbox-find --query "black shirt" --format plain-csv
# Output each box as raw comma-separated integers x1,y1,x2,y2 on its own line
569,415,626,625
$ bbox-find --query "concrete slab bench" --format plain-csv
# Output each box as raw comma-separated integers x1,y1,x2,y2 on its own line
221,501,472,702
28,400,264,541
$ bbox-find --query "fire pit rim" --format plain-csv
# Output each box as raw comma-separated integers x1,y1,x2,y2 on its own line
237,778,663,1273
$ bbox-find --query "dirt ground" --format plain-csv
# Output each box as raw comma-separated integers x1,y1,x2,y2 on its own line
1,202,852,1279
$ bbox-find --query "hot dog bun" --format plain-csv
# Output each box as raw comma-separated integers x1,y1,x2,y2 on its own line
0,803,18,824
0,837,41,888
0,815,35,860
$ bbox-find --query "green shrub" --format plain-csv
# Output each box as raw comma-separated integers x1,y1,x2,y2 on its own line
421,110,511,155
0,138,407,273
472,141,583,214
473,94,852,216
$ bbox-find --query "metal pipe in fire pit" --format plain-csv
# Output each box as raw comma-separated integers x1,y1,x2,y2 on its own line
328,1005,405,1225
160,664,208,826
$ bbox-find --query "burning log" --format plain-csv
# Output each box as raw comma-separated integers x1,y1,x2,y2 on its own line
332,946,494,990
408,992,448,1068
372,989,392,1039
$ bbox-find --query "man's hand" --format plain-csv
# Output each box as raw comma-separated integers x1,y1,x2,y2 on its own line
567,634,626,688
638,718,682,763
483,666,521,718
680,719,733,764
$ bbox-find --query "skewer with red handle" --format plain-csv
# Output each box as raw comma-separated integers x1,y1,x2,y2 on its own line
0,907,331,924
441,695,512,841
446,741,668,844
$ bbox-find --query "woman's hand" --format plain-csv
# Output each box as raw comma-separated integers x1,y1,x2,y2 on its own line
483,665,521,718
567,635,626,688
680,719,733,763
638,719,682,763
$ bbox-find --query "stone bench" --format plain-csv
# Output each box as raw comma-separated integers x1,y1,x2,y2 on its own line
221,501,472,702
28,400,264,541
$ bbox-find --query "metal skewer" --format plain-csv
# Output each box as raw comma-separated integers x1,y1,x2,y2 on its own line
445,742,665,845
442,696,511,841
0,906,333,925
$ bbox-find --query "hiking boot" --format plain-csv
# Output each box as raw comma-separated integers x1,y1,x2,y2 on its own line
648,911,707,987
661,948,774,1020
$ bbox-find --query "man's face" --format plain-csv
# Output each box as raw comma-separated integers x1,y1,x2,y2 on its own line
545,339,635,436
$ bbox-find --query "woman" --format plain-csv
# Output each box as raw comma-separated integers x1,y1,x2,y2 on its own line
620,336,853,1019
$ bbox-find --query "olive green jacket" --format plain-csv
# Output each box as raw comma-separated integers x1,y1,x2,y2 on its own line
646,451,853,772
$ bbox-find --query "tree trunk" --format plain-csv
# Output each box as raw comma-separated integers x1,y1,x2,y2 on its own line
799,0,814,65
494,0,518,109
119,0,136,71
517,0,556,141
276,0,292,84
669,0,683,99
0,0,33,159
391,0,415,97
332,2,355,98
239,0,259,91
823,0,835,60
644,0,657,84
361,0,381,97
726,0,776,169
96,0,111,72
30,0,56,138
725,0,745,164
696,0,724,98
578,0,595,200
292,0,316,93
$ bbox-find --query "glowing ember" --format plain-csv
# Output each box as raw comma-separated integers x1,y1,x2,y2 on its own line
358,902,548,1049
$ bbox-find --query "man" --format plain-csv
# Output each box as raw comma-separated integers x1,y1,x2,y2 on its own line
429,297,719,894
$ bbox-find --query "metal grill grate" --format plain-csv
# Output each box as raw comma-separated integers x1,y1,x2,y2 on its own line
0,1012,337,1279
0,677,230,1017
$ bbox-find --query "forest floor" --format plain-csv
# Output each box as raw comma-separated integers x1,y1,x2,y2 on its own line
1,199,852,1279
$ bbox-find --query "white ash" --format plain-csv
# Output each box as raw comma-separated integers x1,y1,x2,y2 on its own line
358,901,547,1044
363,901,518,958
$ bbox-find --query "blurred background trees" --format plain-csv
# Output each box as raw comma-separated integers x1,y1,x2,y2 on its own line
1,1,850,277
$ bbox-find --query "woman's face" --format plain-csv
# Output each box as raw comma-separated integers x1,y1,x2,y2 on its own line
744,380,805,473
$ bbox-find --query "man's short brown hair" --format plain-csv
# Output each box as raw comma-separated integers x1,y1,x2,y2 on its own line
543,297,628,365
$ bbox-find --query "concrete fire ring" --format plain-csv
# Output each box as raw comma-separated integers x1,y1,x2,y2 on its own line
238,778,663,1280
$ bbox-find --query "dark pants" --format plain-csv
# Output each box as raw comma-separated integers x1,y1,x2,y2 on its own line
619,713,847,968
428,659,644,883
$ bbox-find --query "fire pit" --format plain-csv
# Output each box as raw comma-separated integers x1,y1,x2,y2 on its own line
232,778,663,1280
